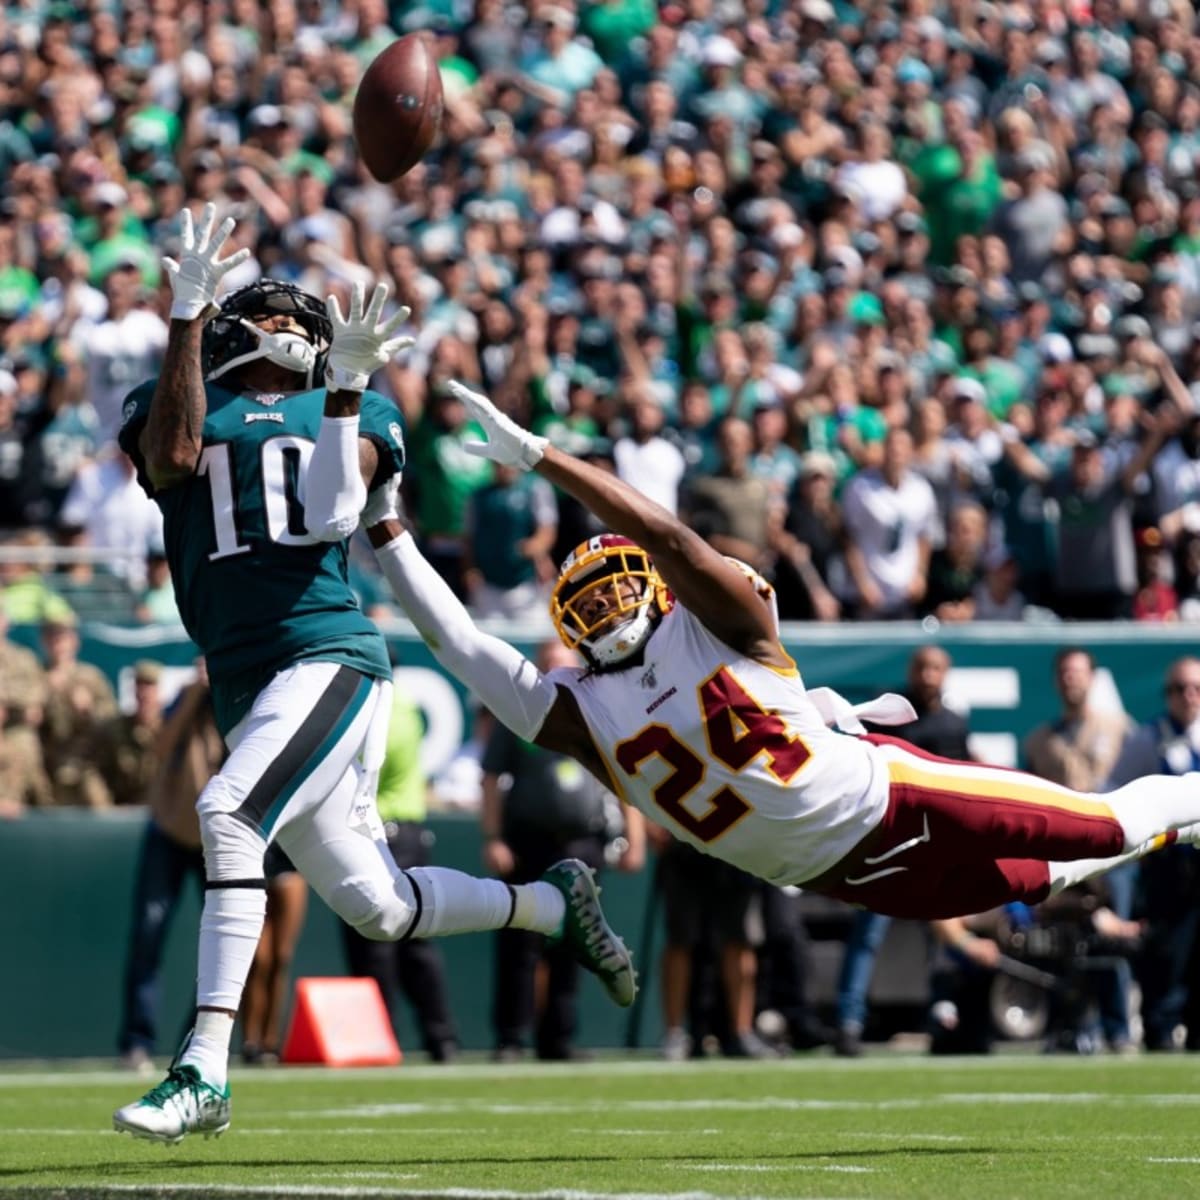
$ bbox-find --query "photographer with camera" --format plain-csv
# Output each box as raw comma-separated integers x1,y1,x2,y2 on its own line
1024,647,1135,1052
1107,656,1200,1052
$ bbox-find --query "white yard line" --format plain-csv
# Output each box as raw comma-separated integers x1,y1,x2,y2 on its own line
0,1052,1175,1088
55,1186,789,1200
686,1164,874,1175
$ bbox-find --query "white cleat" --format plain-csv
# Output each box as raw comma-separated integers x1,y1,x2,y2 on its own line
113,1065,231,1145
542,858,637,1008
1175,822,1200,846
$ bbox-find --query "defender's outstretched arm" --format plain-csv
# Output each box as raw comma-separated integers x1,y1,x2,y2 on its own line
447,381,785,666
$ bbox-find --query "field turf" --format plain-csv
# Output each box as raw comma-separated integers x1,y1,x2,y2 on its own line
1,1054,1197,1199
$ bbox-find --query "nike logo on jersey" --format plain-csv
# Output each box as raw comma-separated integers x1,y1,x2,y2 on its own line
244,412,285,424
645,686,677,715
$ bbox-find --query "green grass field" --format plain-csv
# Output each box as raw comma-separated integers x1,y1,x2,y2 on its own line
1,1054,1198,1200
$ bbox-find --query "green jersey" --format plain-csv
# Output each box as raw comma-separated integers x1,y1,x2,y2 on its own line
119,381,405,733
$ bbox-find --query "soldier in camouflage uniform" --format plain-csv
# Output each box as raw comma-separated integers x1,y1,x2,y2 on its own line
0,606,48,729
0,697,53,816
99,660,164,807
39,612,118,807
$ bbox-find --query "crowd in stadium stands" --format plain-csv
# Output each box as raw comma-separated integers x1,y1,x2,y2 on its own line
3,0,1200,1052
0,0,1198,633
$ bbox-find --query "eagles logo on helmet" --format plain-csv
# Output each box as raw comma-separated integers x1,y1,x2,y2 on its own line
549,535,672,670
201,280,332,390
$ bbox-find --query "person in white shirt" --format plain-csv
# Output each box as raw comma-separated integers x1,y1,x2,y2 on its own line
613,389,686,516
839,427,939,618
58,450,165,591
71,260,168,448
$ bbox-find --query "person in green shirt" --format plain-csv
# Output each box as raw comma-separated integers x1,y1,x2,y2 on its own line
921,129,1004,267
340,684,461,1063
407,385,495,597
579,0,657,66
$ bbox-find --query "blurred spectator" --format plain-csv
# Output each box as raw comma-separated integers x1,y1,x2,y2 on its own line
241,846,307,1066
57,449,163,592
656,836,775,1062
118,661,224,1072
775,450,841,623
0,692,52,817
837,427,938,619
482,640,642,1062
135,542,181,625
972,544,1028,622
98,659,164,807
0,604,48,729
463,461,558,624
1025,648,1131,800
1024,646,1134,1051
406,382,494,600
613,389,685,516
341,685,460,1064
38,610,118,808
679,415,775,577
835,645,974,1056
922,500,990,624
1133,526,1180,623
1106,656,1200,1052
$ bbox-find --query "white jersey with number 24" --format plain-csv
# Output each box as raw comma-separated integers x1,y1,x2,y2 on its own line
549,604,889,886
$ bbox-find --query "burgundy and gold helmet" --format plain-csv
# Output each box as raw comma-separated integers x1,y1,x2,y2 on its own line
549,535,671,670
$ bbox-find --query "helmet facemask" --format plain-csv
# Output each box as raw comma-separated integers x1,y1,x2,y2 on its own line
550,538,669,670
202,280,331,390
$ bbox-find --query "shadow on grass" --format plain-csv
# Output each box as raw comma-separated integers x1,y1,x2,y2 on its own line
0,1144,1006,1182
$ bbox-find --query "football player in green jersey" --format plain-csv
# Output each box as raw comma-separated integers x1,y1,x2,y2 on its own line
112,206,634,1145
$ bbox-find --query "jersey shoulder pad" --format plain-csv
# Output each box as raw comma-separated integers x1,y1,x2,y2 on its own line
117,380,157,453
359,390,406,471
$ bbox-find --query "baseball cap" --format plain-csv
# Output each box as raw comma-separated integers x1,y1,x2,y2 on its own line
91,181,128,208
799,450,837,479
133,659,162,684
702,35,741,67
848,292,885,326
951,376,987,405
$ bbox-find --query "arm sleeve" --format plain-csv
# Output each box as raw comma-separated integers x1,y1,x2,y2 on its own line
304,415,368,541
373,531,558,742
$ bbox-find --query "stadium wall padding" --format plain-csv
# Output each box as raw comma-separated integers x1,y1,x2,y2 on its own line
4,620,1197,1059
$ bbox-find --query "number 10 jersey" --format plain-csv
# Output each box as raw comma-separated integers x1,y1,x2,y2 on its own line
119,380,406,731
551,604,889,886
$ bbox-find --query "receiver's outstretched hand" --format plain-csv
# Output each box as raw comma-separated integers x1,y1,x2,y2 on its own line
325,281,414,393
162,203,251,321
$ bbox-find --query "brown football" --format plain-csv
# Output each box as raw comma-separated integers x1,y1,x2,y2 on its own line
353,33,444,183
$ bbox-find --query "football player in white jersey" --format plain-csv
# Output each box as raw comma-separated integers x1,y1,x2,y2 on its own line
360,382,1200,924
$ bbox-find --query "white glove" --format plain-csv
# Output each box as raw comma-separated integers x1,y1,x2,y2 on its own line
361,471,403,527
325,281,414,393
162,203,250,321
449,380,547,470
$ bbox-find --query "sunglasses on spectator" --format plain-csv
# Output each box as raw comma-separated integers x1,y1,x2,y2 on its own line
1167,681,1200,695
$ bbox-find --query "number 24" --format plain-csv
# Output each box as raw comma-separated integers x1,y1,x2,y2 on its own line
615,667,811,843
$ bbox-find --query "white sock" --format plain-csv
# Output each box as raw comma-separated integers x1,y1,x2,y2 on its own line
185,886,267,1086
404,868,564,937
179,1010,236,1090
511,881,566,935
1047,845,1149,894
1106,771,1200,849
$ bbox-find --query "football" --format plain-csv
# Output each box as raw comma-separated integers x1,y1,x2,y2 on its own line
353,33,444,183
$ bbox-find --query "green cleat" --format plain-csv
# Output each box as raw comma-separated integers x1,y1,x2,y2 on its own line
113,1064,231,1145
542,858,637,1008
